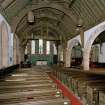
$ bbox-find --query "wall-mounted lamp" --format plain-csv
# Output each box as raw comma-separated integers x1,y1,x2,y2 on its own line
76,19,83,32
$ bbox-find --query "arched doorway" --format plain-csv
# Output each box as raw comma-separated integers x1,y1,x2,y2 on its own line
90,31,105,70
84,22,105,70
1,22,9,67
66,38,81,68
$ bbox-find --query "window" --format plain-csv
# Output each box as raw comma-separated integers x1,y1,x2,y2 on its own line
46,41,50,54
31,40,35,54
39,39,43,54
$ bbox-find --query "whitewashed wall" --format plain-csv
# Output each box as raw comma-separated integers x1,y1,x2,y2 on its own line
0,14,14,68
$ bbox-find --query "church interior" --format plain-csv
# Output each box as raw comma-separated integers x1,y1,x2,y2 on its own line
0,0,105,105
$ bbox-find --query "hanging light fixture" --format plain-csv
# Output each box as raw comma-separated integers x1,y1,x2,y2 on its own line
27,10,35,24
77,19,83,27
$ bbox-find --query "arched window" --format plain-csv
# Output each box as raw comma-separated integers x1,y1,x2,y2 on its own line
31,40,35,54
39,39,43,54
46,41,50,54
13,36,17,65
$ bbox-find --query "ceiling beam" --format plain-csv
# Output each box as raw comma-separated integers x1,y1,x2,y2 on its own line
22,22,64,37
1,0,15,9
11,3,77,33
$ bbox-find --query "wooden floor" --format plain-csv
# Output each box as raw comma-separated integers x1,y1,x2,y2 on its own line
0,67,69,105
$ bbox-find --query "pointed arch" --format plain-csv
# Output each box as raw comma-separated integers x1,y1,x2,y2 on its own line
66,37,81,67
84,22,105,70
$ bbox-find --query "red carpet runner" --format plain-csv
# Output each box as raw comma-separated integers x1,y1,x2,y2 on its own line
48,73,83,105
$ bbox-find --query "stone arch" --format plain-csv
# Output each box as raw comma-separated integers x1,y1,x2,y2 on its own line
84,22,105,70
0,21,9,67
68,39,81,52
66,38,81,67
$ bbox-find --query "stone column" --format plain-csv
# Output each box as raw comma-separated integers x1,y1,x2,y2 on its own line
13,36,17,64
63,42,67,67
28,41,31,60
79,27,84,70
80,28,90,71
51,41,54,64
65,49,71,67
57,45,61,62
43,40,46,55
19,46,25,62
16,37,20,64
83,50,90,70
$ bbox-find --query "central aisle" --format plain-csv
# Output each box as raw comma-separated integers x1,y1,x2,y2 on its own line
0,66,69,105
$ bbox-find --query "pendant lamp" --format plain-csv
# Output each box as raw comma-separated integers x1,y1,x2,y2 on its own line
27,10,34,24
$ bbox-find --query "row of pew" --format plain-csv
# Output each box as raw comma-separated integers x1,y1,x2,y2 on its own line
52,67,105,105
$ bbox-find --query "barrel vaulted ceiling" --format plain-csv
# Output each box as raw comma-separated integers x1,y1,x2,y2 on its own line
0,0,105,44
